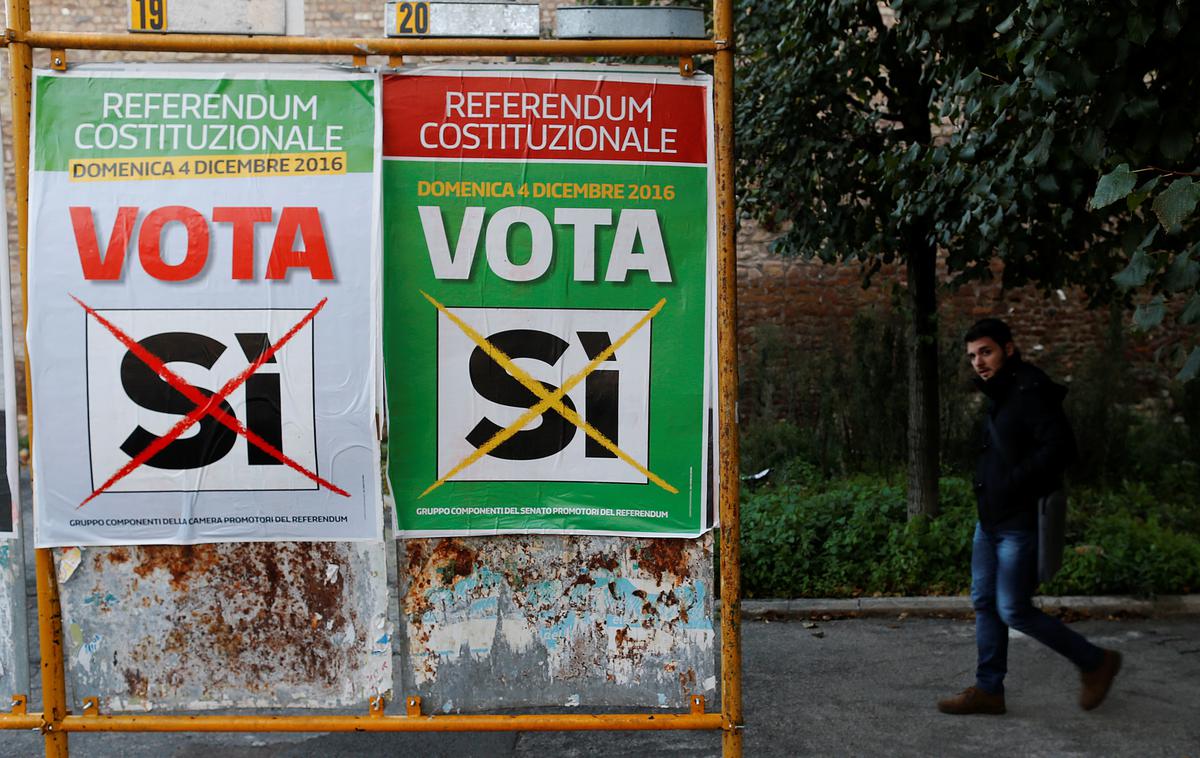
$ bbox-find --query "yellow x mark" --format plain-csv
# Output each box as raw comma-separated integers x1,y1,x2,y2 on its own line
419,291,677,498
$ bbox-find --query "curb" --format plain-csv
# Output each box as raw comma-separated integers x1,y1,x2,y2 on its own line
741,594,1200,620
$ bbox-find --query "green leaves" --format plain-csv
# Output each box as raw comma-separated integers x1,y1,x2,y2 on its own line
1126,11,1154,45
1132,295,1165,331
1090,164,1137,210
1091,169,1199,381
1178,347,1200,383
1151,178,1200,230
1182,294,1200,326
1023,127,1054,166
1163,248,1200,293
1159,119,1194,162
1112,248,1154,290
1124,176,1159,211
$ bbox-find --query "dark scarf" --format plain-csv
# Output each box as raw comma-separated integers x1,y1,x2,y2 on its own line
974,352,1023,404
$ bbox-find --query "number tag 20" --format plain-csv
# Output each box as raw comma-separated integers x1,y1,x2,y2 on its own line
395,1,430,34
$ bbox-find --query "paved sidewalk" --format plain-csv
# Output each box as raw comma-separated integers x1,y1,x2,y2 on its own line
742,594,1200,619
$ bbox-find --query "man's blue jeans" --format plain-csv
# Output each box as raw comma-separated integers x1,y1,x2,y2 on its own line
971,522,1104,694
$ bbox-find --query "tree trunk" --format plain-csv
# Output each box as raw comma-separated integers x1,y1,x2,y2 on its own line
906,239,940,520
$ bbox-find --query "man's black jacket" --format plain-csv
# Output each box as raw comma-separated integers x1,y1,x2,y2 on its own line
973,355,1077,531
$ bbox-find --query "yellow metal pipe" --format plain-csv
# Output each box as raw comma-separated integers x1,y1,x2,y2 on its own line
32,550,69,755
11,30,722,58
9,5,71,758
0,713,45,729
712,0,743,752
61,712,724,733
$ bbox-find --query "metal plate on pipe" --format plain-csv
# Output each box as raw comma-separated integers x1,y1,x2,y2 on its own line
128,0,305,35
398,534,716,712
56,542,391,711
385,1,541,38
555,6,706,39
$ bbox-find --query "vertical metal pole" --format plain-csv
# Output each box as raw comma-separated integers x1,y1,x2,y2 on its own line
712,0,742,754
7,0,70,754
34,549,69,756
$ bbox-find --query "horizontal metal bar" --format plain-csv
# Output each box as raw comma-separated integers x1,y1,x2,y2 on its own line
9,29,720,57
60,712,725,733
0,712,45,729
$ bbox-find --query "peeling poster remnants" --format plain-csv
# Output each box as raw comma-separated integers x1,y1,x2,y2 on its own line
56,542,390,711
398,534,716,712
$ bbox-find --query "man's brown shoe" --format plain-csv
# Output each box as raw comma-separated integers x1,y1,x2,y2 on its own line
937,686,1006,715
1080,649,1122,711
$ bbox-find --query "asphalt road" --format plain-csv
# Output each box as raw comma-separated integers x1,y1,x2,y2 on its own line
6,614,1198,757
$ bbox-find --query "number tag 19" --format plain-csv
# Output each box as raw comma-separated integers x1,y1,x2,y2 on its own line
130,0,167,31
395,1,430,34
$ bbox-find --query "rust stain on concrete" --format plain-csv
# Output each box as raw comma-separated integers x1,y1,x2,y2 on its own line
634,540,690,584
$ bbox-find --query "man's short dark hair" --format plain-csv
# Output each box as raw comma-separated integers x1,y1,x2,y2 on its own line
964,318,1014,346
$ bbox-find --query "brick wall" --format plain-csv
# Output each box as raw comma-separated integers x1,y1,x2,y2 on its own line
736,219,1195,390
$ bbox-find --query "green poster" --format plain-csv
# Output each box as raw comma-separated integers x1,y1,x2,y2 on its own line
383,66,714,537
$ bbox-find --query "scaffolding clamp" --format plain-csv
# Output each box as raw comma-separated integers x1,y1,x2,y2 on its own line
368,694,386,717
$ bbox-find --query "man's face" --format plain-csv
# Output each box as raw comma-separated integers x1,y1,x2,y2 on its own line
965,337,1014,381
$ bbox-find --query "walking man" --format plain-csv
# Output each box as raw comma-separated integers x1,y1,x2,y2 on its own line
938,318,1121,715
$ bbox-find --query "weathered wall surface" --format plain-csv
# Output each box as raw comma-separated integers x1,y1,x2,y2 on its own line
398,535,716,712
0,536,29,698
44,532,715,714
54,542,391,711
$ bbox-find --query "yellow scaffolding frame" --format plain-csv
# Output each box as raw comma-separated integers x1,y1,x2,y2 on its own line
0,1,743,755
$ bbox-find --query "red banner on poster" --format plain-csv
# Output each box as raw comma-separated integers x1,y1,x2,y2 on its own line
383,73,708,164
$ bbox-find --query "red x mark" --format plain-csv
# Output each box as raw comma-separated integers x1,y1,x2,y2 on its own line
74,296,350,506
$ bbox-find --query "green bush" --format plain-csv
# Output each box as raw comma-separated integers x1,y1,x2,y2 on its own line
1044,513,1200,597
741,475,977,598
741,474,1200,598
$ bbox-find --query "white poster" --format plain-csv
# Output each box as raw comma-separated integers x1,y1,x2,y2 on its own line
434,306,654,484
28,64,382,546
